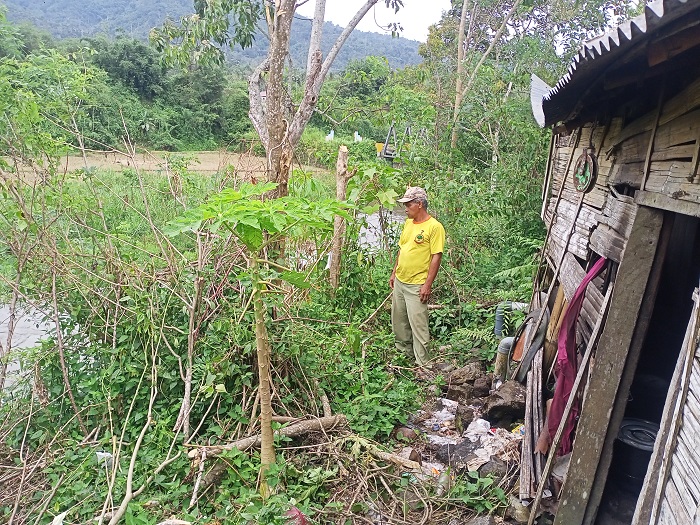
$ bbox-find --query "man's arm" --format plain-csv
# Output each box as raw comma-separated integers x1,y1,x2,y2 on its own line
419,252,443,303
389,248,400,289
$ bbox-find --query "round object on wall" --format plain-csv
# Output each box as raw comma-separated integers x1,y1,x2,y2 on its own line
573,148,598,193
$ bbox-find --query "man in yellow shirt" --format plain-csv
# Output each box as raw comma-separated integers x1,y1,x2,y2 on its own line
389,186,445,368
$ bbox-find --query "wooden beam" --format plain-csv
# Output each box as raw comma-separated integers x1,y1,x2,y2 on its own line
541,133,556,221
648,23,700,67
553,206,665,525
641,84,666,192
635,190,700,218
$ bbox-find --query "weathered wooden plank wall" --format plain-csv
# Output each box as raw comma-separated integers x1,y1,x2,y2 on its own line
609,79,700,203
546,77,700,273
544,119,631,267
654,349,700,523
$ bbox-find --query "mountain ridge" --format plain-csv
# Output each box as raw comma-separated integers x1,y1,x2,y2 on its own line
1,0,422,71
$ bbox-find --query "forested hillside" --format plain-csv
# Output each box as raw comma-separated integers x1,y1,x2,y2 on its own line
1,0,421,70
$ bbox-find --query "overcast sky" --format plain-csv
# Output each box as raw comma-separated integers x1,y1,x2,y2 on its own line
296,0,452,42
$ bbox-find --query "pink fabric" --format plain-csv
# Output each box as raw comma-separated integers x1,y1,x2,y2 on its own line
547,257,607,455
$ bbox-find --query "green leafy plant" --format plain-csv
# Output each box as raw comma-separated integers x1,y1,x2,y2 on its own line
447,471,508,515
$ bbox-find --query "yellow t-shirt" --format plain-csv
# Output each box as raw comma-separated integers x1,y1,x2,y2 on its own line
396,216,445,284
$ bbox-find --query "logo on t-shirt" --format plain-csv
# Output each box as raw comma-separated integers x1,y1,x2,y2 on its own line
414,230,425,244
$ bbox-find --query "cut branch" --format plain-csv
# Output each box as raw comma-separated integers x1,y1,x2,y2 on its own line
187,414,348,458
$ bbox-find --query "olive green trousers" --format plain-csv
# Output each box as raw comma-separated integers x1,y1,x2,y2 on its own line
392,278,430,366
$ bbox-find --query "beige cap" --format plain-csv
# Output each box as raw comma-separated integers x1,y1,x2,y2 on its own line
397,186,427,203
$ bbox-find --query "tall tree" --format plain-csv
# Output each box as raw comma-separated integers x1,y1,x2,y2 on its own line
450,0,522,149
152,0,403,198
428,0,642,153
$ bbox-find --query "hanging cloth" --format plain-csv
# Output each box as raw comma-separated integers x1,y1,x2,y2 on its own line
547,257,608,456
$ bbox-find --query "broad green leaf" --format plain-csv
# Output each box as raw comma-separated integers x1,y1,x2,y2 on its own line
376,189,399,208
280,270,311,289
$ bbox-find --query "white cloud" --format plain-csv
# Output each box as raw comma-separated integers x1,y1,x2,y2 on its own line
296,0,451,42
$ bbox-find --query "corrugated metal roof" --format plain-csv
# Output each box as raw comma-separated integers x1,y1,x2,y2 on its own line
533,0,700,127
531,74,552,127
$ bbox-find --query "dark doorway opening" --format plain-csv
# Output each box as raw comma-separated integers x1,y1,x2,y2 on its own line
596,212,700,525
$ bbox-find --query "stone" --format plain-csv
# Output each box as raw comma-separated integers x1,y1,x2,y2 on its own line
445,382,475,402
507,495,530,524
435,439,479,468
455,405,475,433
398,446,422,464
395,427,418,442
483,381,526,427
473,376,492,398
478,457,508,481
447,362,486,384
465,516,497,525
433,361,456,374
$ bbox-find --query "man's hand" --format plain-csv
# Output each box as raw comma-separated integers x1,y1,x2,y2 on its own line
419,283,431,303
389,272,396,289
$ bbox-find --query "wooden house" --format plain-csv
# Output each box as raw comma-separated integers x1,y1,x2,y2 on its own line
525,1,700,523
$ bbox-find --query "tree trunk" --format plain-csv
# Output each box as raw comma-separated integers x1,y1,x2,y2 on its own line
307,0,326,73
248,0,384,198
264,0,295,197
250,256,276,491
450,0,471,149
330,145,353,291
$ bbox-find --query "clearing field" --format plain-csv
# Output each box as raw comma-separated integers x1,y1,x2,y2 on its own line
61,150,267,176
55,150,328,180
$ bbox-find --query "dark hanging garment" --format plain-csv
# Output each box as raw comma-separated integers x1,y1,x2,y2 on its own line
548,257,607,455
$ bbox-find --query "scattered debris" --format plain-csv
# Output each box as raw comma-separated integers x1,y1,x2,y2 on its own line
51,512,68,525
285,506,308,525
